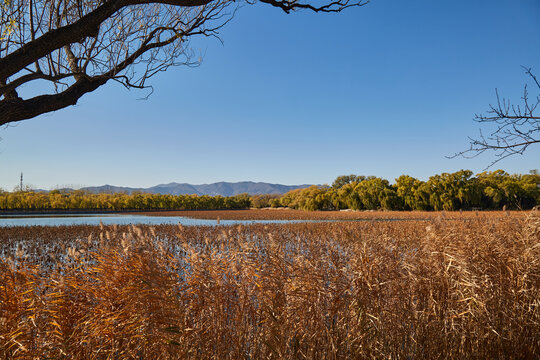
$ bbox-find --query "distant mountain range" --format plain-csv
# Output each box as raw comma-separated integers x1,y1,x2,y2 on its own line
70,181,312,196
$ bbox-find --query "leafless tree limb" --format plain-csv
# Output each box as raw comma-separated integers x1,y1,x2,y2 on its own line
450,66,540,168
0,0,368,126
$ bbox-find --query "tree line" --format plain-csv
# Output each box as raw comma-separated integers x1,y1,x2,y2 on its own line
0,170,538,212
273,170,539,211
0,191,251,211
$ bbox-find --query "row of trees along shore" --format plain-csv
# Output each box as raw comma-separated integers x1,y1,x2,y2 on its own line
1,170,538,212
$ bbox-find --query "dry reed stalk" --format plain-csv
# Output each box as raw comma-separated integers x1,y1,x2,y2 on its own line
0,211,538,359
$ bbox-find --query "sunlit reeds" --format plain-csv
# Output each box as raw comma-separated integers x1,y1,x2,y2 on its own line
1,212,538,359
134,208,528,221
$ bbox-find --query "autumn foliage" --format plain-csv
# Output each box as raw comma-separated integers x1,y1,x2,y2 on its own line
1,170,538,212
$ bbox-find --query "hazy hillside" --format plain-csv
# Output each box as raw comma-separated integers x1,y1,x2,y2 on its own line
79,181,311,196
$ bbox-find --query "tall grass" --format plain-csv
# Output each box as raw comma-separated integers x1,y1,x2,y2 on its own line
1,212,539,359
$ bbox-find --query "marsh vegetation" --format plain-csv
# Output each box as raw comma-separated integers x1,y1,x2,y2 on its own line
1,211,538,359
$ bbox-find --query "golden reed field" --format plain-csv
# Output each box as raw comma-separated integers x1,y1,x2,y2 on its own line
134,209,530,220
0,210,539,359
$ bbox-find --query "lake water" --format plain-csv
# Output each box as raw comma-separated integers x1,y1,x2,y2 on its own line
0,214,308,227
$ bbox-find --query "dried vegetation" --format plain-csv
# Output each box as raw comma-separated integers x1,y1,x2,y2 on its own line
135,208,528,221
0,212,539,359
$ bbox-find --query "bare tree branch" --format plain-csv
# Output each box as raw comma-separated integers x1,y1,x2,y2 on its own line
258,0,368,13
0,0,367,126
450,66,540,168
0,76,108,123
0,0,213,81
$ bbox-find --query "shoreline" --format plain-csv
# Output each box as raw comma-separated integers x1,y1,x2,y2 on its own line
0,208,528,221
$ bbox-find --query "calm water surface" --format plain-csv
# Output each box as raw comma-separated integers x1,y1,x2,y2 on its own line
0,214,308,227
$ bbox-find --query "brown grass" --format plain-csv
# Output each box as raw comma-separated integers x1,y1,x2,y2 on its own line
127,208,527,221
0,211,539,359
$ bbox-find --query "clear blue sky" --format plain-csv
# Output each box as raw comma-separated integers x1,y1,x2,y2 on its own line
1,0,539,190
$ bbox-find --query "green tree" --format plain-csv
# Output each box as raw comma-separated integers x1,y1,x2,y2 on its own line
395,175,426,210
352,177,390,210
426,170,481,211
332,175,365,189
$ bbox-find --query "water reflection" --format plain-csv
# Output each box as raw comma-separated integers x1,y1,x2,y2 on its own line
0,214,307,227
